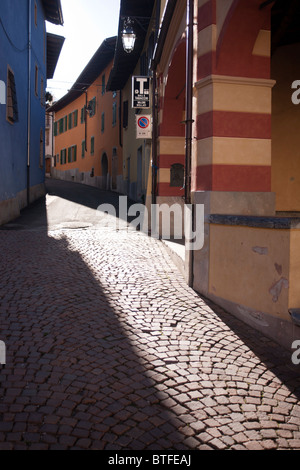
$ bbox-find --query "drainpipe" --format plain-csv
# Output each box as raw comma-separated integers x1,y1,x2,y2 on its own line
151,0,161,206
185,0,194,287
27,0,32,206
152,66,157,206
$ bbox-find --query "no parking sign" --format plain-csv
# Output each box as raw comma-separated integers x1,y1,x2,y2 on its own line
136,115,152,139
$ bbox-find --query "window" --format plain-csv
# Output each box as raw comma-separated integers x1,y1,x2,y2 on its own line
58,118,64,134
60,148,67,165
90,136,94,156
64,115,68,132
6,67,18,123
101,112,105,133
88,97,96,117
72,145,77,161
68,110,78,129
68,145,77,163
112,102,117,126
73,110,78,127
102,74,105,95
81,107,85,124
170,163,184,187
68,112,73,130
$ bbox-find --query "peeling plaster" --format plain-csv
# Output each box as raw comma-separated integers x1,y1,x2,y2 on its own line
269,278,289,303
252,246,268,255
275,263,283,275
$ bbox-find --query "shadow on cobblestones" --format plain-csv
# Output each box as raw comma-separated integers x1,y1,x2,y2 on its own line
1,179,300,451
0,218,191,450
200,297,300,401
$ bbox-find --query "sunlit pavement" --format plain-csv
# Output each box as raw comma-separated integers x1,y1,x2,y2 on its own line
0,179,300,450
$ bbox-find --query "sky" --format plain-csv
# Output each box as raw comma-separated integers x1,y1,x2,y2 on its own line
46,0,121,101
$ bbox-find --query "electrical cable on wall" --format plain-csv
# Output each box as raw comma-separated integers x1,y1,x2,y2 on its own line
0,16,28,52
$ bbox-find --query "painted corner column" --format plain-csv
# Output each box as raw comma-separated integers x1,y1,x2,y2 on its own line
192,0,276,299
194,0,275,198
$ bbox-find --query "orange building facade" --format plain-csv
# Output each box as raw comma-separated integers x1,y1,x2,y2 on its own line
49,37,123,192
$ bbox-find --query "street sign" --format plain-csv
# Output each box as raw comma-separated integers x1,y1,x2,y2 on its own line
132,76,150,109
136,115,152,139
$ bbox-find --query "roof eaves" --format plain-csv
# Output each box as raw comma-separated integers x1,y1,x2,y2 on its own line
47,36,117,112
42,0,64,25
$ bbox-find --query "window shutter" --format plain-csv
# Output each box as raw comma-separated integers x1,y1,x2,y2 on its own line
74,110,78,127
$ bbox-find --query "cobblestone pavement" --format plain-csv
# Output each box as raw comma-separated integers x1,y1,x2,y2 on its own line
0,187,300,450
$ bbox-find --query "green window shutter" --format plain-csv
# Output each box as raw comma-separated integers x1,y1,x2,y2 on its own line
68,113,72,129
68,147,71,163
64,116,68,132
59,118,63,134
74,145,77,161
91,136,94,155
54,121,58,136
74,110,78,127
81,107,85,123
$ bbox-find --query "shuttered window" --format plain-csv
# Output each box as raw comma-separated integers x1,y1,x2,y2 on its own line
6,67,18,123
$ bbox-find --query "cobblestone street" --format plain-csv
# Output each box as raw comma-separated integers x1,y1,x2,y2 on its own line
0,179,300,450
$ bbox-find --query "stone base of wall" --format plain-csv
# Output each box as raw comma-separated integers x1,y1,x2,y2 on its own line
51,168,125,195
0,182,46,226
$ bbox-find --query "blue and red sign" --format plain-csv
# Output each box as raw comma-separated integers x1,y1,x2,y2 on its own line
136,115,152,138
137,116,150,129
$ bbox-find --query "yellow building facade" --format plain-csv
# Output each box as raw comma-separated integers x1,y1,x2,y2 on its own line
49,37,123,192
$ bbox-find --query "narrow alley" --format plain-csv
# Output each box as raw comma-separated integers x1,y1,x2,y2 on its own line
0,178,299,451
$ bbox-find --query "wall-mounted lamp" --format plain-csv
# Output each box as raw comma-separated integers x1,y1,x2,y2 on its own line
121,17,136,53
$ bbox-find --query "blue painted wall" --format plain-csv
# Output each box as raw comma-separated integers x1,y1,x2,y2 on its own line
0,0,46,203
